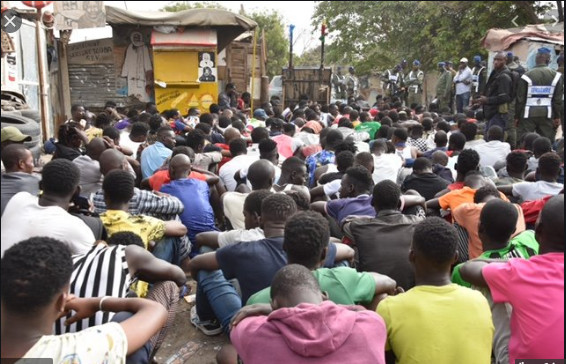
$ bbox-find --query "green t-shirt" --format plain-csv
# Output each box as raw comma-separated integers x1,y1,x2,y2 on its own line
246,266,376,306
452,230,539,288
355,121,381,140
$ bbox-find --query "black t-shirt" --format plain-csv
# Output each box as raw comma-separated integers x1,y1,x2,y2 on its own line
319,172,344,185
54,143,82,161
401,172,449,200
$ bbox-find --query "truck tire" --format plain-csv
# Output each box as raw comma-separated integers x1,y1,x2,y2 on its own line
1,114,41,150
20,109,41,123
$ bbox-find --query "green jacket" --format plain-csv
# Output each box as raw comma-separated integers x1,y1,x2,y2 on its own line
515,65,563,120
436,70,452,100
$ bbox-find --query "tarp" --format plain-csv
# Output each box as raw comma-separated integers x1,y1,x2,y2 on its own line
105,6,257,51
481,23,563,51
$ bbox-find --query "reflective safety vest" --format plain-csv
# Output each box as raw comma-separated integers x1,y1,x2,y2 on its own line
388,70,398,83
522,72,562,118
407,70,424,93
472,67,485,92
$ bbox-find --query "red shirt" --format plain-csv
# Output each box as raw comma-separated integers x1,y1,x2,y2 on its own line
149,170,207,191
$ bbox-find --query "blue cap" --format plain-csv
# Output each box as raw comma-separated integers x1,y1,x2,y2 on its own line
413,60,420,66
507,51,513,57
253,108,268,120
438,61,446,67
473,55,481,62
537,47,552,55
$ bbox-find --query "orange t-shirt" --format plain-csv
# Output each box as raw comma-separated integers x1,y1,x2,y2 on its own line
439,187,508,212
453,202,526,259
149,170,207,191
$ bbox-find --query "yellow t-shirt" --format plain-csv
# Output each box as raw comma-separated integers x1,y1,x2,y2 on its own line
100,210,167,298
85,126,103,141
100,210,166,250
377,284,494,364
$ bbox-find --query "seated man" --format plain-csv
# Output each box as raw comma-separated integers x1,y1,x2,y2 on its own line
401,157,449,200
188,194,297,335
197,190,272,250
471,126,511,168
344,180,424,290
1,144,39,216
222,159,275,230
93,149,184,221
72,137,107,197
498,152,563,202
452,185,526,259
1,237,167,362
160,154,217,245
141,126,176,179
248,211,397,308
311,166,375,227
229,265,388,364
1,159,95,255
377,217,494,364
219,138,257,192
461,195,564,363
99,170,189,270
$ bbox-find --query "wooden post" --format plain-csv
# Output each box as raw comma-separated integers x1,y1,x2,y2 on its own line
57,30,72,128
35,11,49,141
250,28,257,111
260,29,269,104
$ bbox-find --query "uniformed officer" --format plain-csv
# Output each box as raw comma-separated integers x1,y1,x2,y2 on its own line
382,65,402,98
345,66,359,98
406,60,425,108
331,66,346,100
436,62,453,112
515,47,563,141
471,55,487,99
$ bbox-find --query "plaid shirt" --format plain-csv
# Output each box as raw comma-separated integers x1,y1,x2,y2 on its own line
407,137,429,153
93,187,184,221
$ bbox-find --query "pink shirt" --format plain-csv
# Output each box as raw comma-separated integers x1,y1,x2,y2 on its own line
483,253,564,363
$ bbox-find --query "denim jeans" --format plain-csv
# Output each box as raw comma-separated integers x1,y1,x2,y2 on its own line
485,113,508,140
152,237,180,265
456,92,471,113
112,311,152,364
195,269,242,335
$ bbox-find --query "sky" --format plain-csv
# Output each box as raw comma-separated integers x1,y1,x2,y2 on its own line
68,1,319,54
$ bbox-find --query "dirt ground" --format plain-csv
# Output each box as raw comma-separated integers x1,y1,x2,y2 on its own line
153,280,229,364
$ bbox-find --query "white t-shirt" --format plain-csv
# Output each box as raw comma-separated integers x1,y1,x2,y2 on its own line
1,192,95,256
464,139,486,150
23,322,127,363
120,131,143,160
217,227,265,248
372,153,403,184
219,155,258,192
472,141,511,168
512,180,563,202
222,192,249,230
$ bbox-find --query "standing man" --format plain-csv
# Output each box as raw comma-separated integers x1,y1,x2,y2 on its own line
506,54,526,149
345,66,359,98
516,47,563,142
436,62,452,112
331,66,346,100
382,65,402,98
473,51,512,133
406,60,425,108
218,83,238,111
453,57,473,113
471,55,487,100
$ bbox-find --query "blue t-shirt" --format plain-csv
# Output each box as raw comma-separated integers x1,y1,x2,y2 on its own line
141,142,172,179
216,237,287,303
326,195,375,225
160,178,216,243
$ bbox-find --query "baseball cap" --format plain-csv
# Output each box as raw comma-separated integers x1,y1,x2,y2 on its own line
459,57,468,63
473,55,481,62
253,108,268,120
1,126,32,143
413,60,421,66
537,47,552,55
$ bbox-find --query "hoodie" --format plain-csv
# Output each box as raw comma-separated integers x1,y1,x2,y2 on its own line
231,301,386,364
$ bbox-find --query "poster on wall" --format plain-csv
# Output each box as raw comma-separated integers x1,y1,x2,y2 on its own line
54,1,106,30
198,51,217,82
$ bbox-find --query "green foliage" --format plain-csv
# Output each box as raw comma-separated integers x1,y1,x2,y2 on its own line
294,46,322,67
246,10,289,78
313,1,551,73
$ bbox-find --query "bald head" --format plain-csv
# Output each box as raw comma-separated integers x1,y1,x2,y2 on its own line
224,127,241,144
248,159,275,190
169,154,192,180
86,138,107,161
537,194,564,252
99,149,126,176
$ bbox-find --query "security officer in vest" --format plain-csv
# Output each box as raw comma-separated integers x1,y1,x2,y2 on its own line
471,55,487,100
382,65,402,98
515,47,563,142
332,66,346,100
435,62,453,112
345,66,359,98
406,60,425,108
